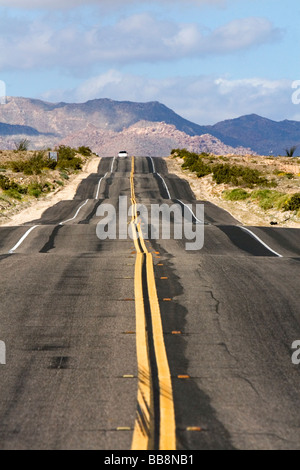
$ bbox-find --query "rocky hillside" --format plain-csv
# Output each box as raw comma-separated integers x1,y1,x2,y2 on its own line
60,121,252,156
0,97,208,136
3,96,299,155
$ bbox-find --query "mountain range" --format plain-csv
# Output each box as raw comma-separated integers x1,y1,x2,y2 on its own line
0,97,299,156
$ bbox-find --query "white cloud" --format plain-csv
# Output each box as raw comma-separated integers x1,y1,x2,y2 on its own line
215,77,289,95
0,0,226,9
0,13,281,70
0,0,97,8
40,71,295,124
208,17,282,52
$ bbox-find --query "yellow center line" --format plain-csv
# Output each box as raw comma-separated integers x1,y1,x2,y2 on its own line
130,156,176,451
132,252,154,450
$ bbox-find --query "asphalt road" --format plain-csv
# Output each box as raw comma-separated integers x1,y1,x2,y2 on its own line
0,156,299,450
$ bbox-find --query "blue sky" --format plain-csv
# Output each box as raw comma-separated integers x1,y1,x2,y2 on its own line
0,0,299,124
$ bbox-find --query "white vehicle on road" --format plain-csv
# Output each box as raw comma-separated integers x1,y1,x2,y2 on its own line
118,151,128,158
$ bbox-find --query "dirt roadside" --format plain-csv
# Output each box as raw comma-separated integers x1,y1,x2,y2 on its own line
165,156,300,228
0,156,100,227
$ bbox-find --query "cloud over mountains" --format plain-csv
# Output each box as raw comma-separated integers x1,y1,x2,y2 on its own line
0,12,281,71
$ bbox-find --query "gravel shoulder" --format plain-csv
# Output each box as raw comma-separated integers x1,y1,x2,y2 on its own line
0,156,100,227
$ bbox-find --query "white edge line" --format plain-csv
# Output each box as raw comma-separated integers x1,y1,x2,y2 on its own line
176,199,204,225
95,172,108,200
156,172,172,200
149,156,156,174
9,225,39,254
149,157,171,199
110,156,116,173
240,226,283,258
59,199,89,225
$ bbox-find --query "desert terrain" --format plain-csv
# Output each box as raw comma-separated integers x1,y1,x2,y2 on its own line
166,153,300,228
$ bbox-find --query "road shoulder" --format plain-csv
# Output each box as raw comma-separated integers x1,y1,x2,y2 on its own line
165,156,300,228
0,156,100,227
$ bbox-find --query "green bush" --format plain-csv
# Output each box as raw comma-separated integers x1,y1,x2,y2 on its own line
284,193,300,211
9,147,84,175
0,175,10,190
4,188,23,200
211,163,274,188
223,188,250,201
251,190,287,210
78,146,92,156
9,160,26,173
57,146,82,170
0,173,53,200
9,151,53,175
176,149,273,187
0,175,27,199
181,151,212,178
27,183,42,198
60,171,70,180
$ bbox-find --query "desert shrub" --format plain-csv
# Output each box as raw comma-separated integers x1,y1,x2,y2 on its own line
223,188,250,201
172,148,192,159
27,183,43,198
4,188,23,200
181,152,201,169
9,160,26,173
9,148,83,174
0,173,52,200
286,146,297,157
181,151,212,177
45,158,57,170
78,146,92,156
60,171,69,180
212,163,270,187
195,161,212,178
9,151,53,175
58,145,76,160
0,175,26,196
58,156,82,170
57,145,82,170
212,164,235,184
0,175,10,190
251,190,287,210
14,139,30,151
218,156,229,162
174,148,276,188
284,193,300,211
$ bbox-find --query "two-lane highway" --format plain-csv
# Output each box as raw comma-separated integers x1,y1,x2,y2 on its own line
0,156,299,450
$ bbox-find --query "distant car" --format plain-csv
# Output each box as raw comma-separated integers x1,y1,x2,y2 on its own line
118,151,128,158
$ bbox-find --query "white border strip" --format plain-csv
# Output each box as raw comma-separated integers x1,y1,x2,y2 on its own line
240,226,283,258
176,199,204,225
95,172,107,199
59,199,89,225
156,173,172,200
110,156,116,173
149,156,156,174
149,156,172,199
9,225,38,254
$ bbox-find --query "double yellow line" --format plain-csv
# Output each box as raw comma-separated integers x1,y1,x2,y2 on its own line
130,157,176,450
